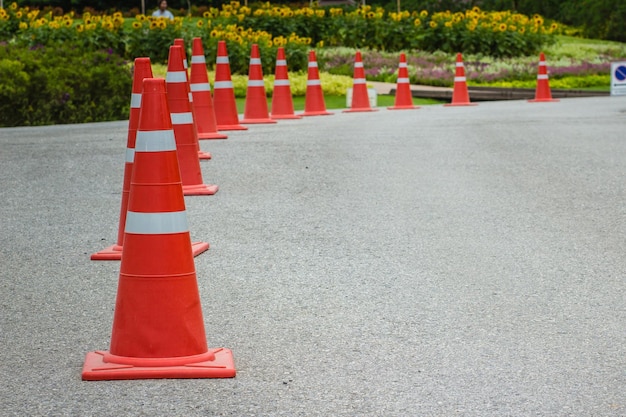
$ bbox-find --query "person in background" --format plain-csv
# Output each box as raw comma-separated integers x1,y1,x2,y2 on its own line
152,0,174,20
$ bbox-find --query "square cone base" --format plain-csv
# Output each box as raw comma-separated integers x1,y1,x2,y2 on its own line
198,151,212,160
183,184,219,196
198,132,228,140
388,105,420,110
444,103,478,107
528,99,559,103
216,124,248,131
271,114,302,120
343,108,378,113
241,118,277,124
82,348,236,381
92,241,208,260
301,111,333,117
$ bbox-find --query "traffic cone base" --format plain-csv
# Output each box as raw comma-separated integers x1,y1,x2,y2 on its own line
198,131,228,140
388,104,419,110
528,97,559,103
183,184,219,196
272,114,302,120
82,347,235,381
301,109,333,116
198,150,212,160
90,240,208,261
343,106,377,113
444,102,478,107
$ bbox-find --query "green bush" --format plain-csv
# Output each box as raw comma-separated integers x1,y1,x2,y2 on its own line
0,42,132,127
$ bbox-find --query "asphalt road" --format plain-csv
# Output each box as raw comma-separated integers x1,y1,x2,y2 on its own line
1,96,625,416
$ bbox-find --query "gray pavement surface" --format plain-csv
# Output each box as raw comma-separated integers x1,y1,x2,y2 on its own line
1,97,625,416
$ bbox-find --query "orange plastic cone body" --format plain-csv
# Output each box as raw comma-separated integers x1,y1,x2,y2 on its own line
302,50,333,117
529,52,559,103
388,53,419,110
166,45,218,196
91,58,153,261
82,78,235,380
344,51,377,113
271,47,301,120
444,53,477,107
242,44,276,124
213,41,248,131
189,38,228,139
173,39,212,159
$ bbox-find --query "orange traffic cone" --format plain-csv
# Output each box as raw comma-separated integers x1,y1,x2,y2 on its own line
91,58,153,261
166,45,218,196
344,51,377,113
301,50,333,117
82,78,235,381
173,38,212,159
242,44,276,124
529,52,559,103
388,53,419,110
213,40,248,131
270,47,301,120
190,38,228,139
444,53,477,107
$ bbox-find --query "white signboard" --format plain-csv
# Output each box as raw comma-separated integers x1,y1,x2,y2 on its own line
611,62,626,96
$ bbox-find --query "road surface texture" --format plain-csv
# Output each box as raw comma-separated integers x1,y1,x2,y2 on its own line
1,96,625,416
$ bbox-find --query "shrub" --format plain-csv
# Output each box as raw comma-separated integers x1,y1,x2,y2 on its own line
0,42,132,127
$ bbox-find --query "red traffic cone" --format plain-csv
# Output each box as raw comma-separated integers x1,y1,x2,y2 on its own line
190,38,228,139
301,50,333,117
91,58,153,261
444,53,477,107
213,40,248,131
388,53,419,110
166,45,218,196
344,51,377,113
271,47,301,120
242,44,276,124
82,78,235,381
529,52,559,103
173,38,212,159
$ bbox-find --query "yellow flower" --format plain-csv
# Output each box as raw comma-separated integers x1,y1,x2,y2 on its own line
420,10,428,17
76,24,84,32
222,11,231,18
150,21,158,29
16,11,22,18
10,2,17,10
158,20,166,29
197,20,204,27
518,27,525,34
317,40,324,48
136,14,146,21
132,21,141,29
19,21,28,30
316,10,325,18
429,21,437,28
203,11,211,18
499,23,507,32
444,21,452,28
413,18,421,26
210,29,219,37
64,19,72,27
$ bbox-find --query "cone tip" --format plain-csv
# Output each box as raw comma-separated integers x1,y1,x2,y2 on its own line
167,45,185,70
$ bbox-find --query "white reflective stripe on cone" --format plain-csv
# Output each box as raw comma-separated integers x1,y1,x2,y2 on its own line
308,61,318,68
399,63,407,68
537,74,549,80
454,76,466,82
216,56,229,64
130,93,142,109
125,148,135,163
274,79,290,86
276,60,287,66
353,79,366,84
191,55,205,64
190,83,211,92
397,77,410,83
135,130,177,152
166,71,187,83
125,211,189,234
456,62,464,67
247,80,265,87
250,58,261,65
539,61,547,66
307,79,321,86
214,81,233,89
171,112,193,125
354,62,364,68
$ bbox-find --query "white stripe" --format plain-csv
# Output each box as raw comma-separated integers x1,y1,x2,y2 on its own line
183,59,188,70
130,93,142,109
307,79,321,86
191,55,206,64
135,130,176,152
171,112,193,125
276,60,287,66
274,79,290,86
308,62,318,68
188,93,193,103
353,79,366,85
454,76,466,82
166,71,187,83
125,211,189,235
190,83,211,92
537,74,549,80
216,56,229,64
354,62,363,68
456,62,464,67
397,77,409,83
399,63,407,68
247,80,265,87
250,58,261,65
214,81,233,89
539,61,547,66
125,148,135,163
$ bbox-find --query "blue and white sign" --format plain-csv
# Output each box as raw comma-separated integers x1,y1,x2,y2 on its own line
611,62,626,96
